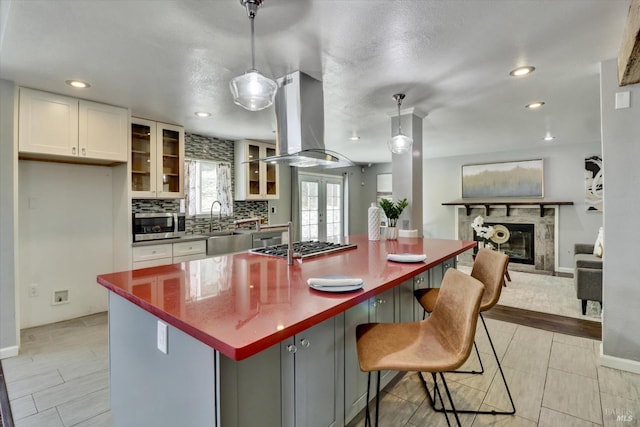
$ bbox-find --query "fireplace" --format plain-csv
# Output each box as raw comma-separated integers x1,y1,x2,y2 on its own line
458,206,556,273
474,223,535,265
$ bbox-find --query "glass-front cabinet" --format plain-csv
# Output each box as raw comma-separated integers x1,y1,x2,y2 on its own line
131,117,184,199
235,139,279,200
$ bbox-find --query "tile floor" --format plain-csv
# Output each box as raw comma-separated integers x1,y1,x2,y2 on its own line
2,274,638,427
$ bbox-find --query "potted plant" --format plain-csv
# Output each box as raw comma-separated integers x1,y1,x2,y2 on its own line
379,198,409,240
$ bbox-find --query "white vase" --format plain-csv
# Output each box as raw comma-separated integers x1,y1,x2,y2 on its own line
386,226,398,240
368,203,380,240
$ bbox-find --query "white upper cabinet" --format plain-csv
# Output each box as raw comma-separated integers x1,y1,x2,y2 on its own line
130,117,184,199
18,87,128,163
235,139,279,200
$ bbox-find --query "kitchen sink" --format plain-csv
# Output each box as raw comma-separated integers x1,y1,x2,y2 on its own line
199,230,252,256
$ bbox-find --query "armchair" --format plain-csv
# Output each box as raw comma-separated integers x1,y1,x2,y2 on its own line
574,243,602,315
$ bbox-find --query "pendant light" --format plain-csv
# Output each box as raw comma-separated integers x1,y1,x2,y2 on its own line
229,0,277,111
388,93,413,154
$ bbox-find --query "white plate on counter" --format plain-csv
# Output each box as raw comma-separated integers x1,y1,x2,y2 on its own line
387,253,427,263
307,275,364,292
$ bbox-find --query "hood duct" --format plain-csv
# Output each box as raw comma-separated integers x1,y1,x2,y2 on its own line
257,70,354,168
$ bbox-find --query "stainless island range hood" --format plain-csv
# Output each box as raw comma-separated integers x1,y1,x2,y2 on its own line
257,70,354,168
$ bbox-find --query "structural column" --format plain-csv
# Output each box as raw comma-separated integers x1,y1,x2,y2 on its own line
390,108,425,237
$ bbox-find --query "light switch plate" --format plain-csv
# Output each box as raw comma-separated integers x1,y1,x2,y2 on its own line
157,321,168,354
615,91,630,109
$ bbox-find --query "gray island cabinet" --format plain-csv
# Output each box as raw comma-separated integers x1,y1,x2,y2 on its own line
97,235,470,426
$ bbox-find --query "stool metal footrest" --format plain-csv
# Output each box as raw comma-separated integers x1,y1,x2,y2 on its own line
422,313,516,416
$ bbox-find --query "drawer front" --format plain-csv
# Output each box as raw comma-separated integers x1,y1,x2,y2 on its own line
173,240,206,257
132,244,173,262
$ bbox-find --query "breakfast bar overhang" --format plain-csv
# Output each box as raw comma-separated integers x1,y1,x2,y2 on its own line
97,235,475,427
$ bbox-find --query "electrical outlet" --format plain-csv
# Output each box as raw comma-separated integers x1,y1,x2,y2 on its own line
157,321,168,354
271,206,276,214
29,284,39,297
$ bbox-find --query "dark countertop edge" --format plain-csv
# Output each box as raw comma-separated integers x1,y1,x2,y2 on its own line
101,239,476,361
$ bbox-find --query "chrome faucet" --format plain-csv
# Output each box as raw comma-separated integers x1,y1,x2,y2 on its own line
209,201,223,232
258,221,294,265
233,217,261,230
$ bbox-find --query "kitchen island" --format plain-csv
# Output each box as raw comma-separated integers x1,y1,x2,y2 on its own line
97,235,475,427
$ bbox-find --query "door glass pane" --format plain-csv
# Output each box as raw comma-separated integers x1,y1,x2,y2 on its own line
248,144,260,196
131,123,152,192
265,147,277,195
162,129,180,193
326,183,341,240
301,181,319,241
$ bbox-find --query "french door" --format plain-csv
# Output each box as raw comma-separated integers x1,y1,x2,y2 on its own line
299,173,343,241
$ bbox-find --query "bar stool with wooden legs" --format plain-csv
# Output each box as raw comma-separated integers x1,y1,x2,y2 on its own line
414,248,516,416
356,268,485,427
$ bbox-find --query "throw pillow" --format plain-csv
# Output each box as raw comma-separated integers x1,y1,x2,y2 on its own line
593,227,604,258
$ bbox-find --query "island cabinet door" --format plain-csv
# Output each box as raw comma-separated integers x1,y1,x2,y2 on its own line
343,289,396,424
395,272,429,323
281,315,345,427
429,257,457,289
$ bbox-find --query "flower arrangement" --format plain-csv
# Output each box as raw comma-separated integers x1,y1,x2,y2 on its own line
471,215,495,248
379,198,409,228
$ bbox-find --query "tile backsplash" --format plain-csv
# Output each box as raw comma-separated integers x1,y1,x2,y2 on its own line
132,132,268,233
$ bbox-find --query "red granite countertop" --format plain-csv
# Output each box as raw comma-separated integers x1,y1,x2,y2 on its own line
97,235,475,360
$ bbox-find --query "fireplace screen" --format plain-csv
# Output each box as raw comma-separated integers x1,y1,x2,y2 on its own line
474,223,535,265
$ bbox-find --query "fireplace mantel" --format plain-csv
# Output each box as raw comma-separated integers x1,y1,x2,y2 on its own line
442,199,573,217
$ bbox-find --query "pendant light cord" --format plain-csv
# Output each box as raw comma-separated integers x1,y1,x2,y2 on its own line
250,16,256,70
397,98,403,135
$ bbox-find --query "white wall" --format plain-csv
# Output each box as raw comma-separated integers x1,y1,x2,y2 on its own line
18,161,112,328
423,143,603,270
600,59,640,367
0,79,19,358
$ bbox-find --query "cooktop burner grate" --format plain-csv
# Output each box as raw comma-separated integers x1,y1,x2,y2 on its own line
249,241,357,258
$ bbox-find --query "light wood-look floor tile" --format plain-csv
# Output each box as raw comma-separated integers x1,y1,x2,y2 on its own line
409,377,484,427
57,387,110,427
14,407,63,427
542,367,602,424
599,392,639,427
32,369,108,412
538,407,602,427
8,395,37,421
597,365,640,401
483,366,544,423
472,404,537,426
549,341,598,379
553,331,596,349
6,370,64,400
71,410,113,427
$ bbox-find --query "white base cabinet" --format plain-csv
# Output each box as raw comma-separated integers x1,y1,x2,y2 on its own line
132,240,206,269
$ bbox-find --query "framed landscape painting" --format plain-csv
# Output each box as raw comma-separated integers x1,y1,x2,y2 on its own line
462,159,544,198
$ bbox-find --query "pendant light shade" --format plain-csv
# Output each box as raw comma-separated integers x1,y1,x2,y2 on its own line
230,69,278,111
230,0,277,111
388,93,413,154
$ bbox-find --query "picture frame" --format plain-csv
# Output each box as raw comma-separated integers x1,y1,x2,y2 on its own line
462,159,544,198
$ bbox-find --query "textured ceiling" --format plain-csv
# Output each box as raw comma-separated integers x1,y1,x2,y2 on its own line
0,0,631,163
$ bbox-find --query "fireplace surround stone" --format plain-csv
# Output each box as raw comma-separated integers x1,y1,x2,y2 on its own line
458,207,556,273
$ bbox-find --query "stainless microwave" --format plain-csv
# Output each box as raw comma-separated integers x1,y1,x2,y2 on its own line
133,212,186,242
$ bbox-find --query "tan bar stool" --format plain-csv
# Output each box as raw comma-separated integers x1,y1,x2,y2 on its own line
356,268,485,427
414,248,516,416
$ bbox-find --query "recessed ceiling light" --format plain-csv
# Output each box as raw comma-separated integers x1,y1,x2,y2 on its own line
194,112,211,118
509,66,535,77
525,101,545,109
349,136,361,141
65,80,90,89
543,135,555,141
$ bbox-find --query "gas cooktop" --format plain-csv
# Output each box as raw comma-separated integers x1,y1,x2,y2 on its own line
249,241,357,259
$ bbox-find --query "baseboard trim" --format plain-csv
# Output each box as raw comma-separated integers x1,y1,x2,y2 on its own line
600,344,640,374
556,266,573,275
0,346,18,360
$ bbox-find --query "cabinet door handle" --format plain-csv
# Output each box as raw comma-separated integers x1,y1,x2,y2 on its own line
286,344,297,354
300,338,310,348
81,147,86,156
71,146,77,156
377,298,385,305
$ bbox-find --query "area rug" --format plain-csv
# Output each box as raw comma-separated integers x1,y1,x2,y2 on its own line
457,264,602,322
